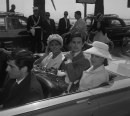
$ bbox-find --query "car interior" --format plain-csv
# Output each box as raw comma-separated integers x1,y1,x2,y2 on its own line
33,53,119,98
35,70,117,99
36,74,64,98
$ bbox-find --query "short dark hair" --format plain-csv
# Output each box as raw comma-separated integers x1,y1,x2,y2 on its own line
75,11,81,17
64,11,68,15
46,12,50,16
8,48,34,72
11,4,15,7
70,33,85,43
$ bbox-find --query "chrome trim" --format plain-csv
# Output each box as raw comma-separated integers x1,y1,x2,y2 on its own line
0,91,91,116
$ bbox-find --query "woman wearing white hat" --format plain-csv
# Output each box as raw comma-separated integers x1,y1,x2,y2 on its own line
79,41,112,91
34,34,65,70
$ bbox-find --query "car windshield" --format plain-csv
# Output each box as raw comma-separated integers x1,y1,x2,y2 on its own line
7,17,27,29
0,17,6,31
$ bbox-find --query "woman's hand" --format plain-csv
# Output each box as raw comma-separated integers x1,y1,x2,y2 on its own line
57,70,66,76
64,53,73,64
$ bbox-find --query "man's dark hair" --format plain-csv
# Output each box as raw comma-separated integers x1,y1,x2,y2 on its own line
70,33,85,44
11,4,15,8
8,48,34,72
75,11,81,17
64,11,68,15
45,12,50,16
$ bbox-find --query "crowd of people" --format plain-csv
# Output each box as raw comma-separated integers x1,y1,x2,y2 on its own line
27,7,88,53
0,5,113,109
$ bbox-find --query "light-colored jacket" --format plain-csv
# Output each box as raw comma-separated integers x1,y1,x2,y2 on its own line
34,52,65,70
79,65,109,91
70,18,88,39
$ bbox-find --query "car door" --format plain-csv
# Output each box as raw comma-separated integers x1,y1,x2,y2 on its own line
0,91,100,116
88,78,130,116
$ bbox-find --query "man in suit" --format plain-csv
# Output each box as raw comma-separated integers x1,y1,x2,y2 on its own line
9,4,16,13
63,11,88,42
57,11,71,36
0,48,44,109
60,33,90,92
27,7,43,53
42,12,56,48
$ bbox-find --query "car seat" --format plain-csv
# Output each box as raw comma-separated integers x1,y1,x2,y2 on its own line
36,75,63,98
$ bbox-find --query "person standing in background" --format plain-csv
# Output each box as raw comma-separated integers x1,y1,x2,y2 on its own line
62,11,88,49
63,11,88,41
9,4,16,13
57,11,71,35
27,7,43,53
42,12,56,51
89,13,110,43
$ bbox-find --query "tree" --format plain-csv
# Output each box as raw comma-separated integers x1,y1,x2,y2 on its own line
94,0,104,15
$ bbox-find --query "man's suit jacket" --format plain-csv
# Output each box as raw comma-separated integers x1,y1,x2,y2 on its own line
0,73,44,109
60,51,90,82
58,17,71,35
27,15,43,41
27,15,42,31
43,19,56,44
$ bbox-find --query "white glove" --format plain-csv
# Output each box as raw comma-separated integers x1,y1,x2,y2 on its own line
30,27,35,36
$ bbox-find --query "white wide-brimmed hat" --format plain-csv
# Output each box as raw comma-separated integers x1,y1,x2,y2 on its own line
47,34,63,47
84,41,112,60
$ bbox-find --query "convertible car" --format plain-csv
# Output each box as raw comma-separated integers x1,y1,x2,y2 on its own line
0,56,130,116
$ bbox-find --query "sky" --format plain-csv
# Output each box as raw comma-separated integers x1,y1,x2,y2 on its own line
0,0,130,22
